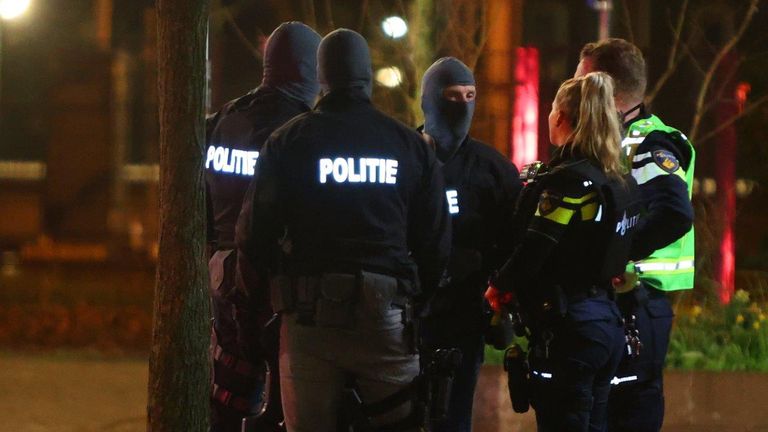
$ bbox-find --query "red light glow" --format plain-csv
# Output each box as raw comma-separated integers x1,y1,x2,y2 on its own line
720,228,735,304
512,47,539,168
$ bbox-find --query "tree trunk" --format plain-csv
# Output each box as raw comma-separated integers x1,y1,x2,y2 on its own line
148,0,211,431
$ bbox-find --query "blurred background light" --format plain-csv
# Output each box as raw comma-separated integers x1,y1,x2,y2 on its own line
0,0,30,20
381,16,408,39
375,66,403,88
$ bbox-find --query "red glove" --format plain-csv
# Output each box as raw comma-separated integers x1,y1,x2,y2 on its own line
484,285,515,313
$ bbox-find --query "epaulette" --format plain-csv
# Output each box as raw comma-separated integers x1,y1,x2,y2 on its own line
519,161,549,182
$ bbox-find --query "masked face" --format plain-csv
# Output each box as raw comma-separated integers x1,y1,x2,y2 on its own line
421,57,476,162
262,22,322,108
317,29,373,97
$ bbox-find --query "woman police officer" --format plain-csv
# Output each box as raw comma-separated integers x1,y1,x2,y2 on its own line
485,72,642,432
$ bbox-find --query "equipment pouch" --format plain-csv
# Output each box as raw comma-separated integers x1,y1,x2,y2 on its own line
209,249,235,297
315,273,358,329
504,344,530,413
269,276,295,313
360,271,399,320
426,348,463,422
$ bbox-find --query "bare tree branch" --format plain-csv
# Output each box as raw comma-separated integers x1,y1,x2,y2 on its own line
701,56,744,115
357,0,369,33
224,8,263,60
302,0,317,29
682,41,706,76
323,0,335,33
645,0,688,105
620,0,635,44
695,92,768,145
689,0,759,143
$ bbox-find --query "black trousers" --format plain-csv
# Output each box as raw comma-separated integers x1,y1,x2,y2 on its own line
528,297,625,432
607,285,674,432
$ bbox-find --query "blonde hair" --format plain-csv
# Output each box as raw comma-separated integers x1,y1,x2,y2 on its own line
554,72,625,180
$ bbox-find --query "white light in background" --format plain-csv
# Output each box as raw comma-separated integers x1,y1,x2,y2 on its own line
375,66,403,88
0,0,31,20
381,16,408,39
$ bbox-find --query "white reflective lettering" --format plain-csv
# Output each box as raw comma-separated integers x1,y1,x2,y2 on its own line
245,152,258,175
367,159,379,180
378,159,387,183
206,146,216,169
317,157,399,185
231,149,243,174
224,149,237,173
319,158,333,183
206,146,259,176
333,158,348,182
348,157,361,182
615,211,640,236
386,160,398,184
446,190,459,214
214,147,227,172
359,158,368,182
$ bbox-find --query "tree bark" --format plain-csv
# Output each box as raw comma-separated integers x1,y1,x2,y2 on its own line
148,0,211,431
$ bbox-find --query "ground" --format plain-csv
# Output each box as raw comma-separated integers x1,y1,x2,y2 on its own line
0,352,146,432
3,352,767,432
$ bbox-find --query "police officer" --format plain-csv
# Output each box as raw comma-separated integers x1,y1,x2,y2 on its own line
236,29,451,432
418,57,522,432
206,22,321,432
574,39,695,432
486,72,640,431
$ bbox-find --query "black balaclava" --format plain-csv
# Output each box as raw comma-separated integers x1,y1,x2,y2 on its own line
317,28,373,97
421,57,476,162
262,21,322,108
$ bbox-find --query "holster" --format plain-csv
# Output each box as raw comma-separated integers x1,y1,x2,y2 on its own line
424,348,463,422
504,345,530,413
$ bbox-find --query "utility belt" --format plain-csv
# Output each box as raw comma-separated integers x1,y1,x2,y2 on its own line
615,282,669,313
524,284,614,319
269,271,418,349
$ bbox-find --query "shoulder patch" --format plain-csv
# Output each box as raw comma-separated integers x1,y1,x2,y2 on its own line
537,191,562,216
653,150,679,173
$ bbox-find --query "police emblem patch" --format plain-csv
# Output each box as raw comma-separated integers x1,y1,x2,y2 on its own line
537,191,561,216
653,150,679,173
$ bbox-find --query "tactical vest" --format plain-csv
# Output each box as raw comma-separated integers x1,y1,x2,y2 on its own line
622,115,696,291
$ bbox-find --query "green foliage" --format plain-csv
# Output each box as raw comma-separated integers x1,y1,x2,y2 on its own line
668,289,768,371
485,288,768,371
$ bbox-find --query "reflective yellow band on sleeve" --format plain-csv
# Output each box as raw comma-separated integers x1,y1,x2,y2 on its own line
581,202,599,221
562,192,597,204
535,206,575,225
